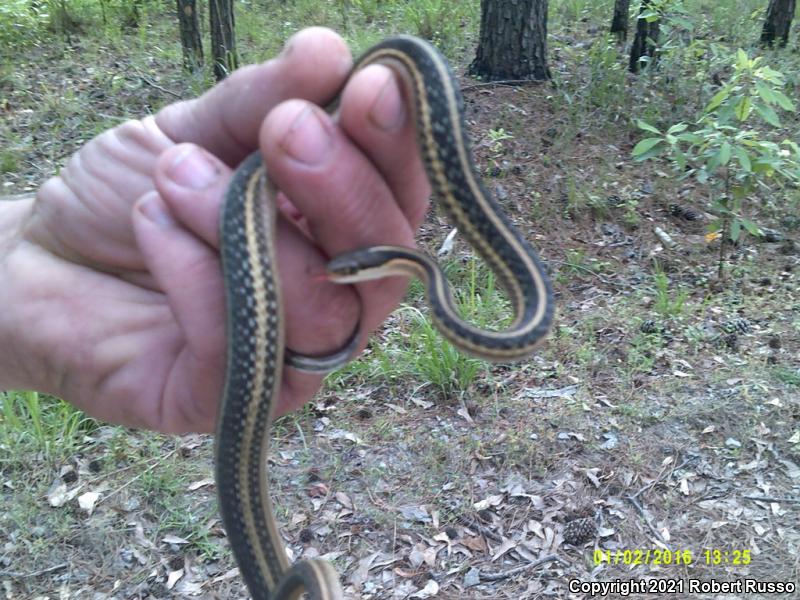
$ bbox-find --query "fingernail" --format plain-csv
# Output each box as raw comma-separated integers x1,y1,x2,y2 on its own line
137,194,175,227
168,146,220,189
281,106,332,165
369,71,405,132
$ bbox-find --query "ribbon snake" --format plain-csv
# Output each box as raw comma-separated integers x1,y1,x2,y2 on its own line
215,35,555,600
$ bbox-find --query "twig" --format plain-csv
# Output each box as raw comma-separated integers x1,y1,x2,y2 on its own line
625,457,694,547
0,562,69,579
136,71,182,99
629,457,693,501
626,494,668,546
743,495,800,504
550,260,611,284
99,447,180,504
480,554,565,581
461,79,549,92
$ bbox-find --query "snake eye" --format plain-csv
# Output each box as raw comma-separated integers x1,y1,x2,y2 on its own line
326,254,362,278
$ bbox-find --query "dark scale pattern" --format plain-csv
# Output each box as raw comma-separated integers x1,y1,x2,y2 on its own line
375,38,554,353
215,152,286,598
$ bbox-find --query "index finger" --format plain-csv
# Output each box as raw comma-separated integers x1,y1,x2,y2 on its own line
154,27,352,166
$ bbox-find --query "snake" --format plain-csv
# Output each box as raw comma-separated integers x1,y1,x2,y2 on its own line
215,35,555,600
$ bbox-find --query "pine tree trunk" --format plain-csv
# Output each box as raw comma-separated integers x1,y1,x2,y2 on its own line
176,0,203,71
760,0,796,47
629,0,660,73
469,0,550,81
610,0,630,41
209,0,238,81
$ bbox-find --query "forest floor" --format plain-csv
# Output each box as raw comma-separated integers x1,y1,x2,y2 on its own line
1,3,799,600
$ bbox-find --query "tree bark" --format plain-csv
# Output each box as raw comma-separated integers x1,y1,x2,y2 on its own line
209,0,238,81
629,0,660,73
760,0,796,47
176,0,203,71
610,0,630,41
469,0,550,81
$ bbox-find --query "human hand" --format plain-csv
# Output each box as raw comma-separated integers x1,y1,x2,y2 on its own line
0,27,430,433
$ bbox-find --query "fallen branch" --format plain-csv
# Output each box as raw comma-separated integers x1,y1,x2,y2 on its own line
629,457,693,501
626,494,668,546
0,562,69,579
461,79,548,92
136,71,182,99
743,495,800,504
480,554,565,581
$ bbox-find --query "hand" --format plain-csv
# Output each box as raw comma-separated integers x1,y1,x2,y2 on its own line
0,27,430,433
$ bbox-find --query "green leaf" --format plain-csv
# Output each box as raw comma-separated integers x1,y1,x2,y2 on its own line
758,65,785,84
772,90,796,112
732,146,752,172
736,48,750,70
705,87,730,112
636,120,661,134
632,138,664,159
741,219,762,236
677,132,703,144
735,96,752,121
673,146,688,171
754,103,781,127
730,219,741,242
755,81,777,105
718,142,731,166
667,123,688,134
731,185,749,200
711,197,730,213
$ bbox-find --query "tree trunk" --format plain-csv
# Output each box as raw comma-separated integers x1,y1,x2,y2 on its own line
760,0,796,47
176,0,203,71
610,0,630,41
469,0,550,81
629,0,660,73
209,0,238,81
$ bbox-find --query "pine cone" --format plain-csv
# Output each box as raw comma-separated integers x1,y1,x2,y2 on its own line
668,203,701,221
640,319,659,334
721,318,751,335
563,517,597,545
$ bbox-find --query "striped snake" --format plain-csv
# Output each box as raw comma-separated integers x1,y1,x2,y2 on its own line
216,35,555,600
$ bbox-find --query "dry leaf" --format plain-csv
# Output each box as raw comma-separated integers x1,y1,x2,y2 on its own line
187,478,214,491
335,492,353,509
349,552,379,587
410,397,434,409
162,534,190,545
78,491,100,515
307,482,329,498
166,569,184,590
461,536,487,553
46,479,81,507
490,537,517,562
410,580,439,598
473,494,503,510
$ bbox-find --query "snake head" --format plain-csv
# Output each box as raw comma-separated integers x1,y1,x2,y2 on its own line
326,246,426,284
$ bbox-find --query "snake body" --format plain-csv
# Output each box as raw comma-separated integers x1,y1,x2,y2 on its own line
216,36,554,600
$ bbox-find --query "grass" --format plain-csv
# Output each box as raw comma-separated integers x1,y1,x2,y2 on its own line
329,255,508,397
0,391,95,460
